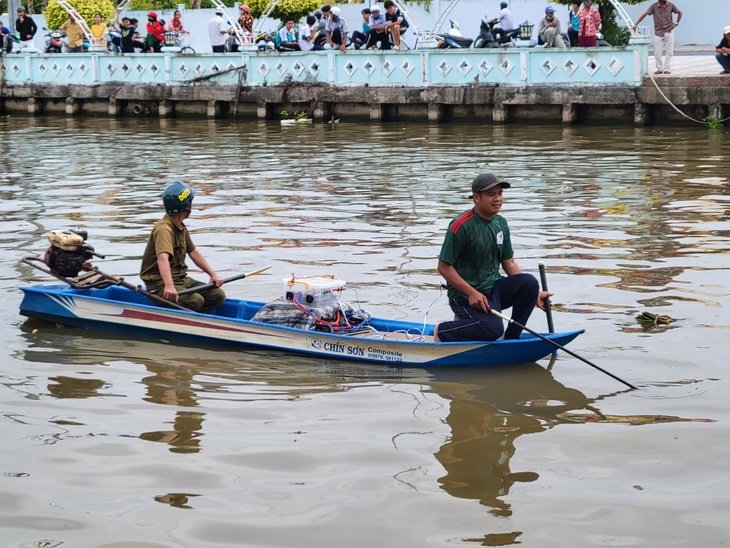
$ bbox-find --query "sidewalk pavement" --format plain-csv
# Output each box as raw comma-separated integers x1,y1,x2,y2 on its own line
649,50,729,78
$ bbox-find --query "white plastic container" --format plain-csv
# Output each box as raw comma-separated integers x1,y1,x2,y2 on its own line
283,275,346,307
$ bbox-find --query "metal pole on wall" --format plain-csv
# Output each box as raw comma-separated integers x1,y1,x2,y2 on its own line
8,0,19,33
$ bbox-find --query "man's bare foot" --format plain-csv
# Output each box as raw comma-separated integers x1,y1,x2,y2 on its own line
433,324,440,342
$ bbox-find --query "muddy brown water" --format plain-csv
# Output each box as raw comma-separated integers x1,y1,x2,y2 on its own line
1,117,729,547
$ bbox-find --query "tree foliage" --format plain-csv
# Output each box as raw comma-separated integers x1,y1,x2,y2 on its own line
246,0,320,24
44,0,115,29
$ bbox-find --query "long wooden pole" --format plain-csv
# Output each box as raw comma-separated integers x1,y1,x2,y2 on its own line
488,307,638,390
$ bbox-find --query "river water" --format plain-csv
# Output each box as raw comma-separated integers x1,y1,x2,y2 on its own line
1,116,729,547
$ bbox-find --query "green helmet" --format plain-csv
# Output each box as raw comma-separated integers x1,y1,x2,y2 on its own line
163,181,195,215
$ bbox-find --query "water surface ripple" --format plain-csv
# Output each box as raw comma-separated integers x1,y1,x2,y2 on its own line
1,117,728,547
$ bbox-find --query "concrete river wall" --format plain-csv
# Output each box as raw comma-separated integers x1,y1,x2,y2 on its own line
1,41,728,125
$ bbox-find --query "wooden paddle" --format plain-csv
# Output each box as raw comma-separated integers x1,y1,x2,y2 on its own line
177,266,271,296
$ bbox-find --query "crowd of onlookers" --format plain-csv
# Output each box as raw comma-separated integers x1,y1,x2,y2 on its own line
1,5,191,53
4,0,729,77
207,1,410,53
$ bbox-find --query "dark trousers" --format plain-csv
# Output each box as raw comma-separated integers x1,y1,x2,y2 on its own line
568,29,578,47
330,28,346,46
437,273,539,342
146,34,162,52
112,36,134,53
365,29,389,49
212,44,225,53
351,30,369,49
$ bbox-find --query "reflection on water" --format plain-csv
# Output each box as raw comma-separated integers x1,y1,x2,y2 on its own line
2,117,729,546
429,364,588,517
13,324,713,525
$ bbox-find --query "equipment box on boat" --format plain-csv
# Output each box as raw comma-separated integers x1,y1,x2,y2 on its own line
283,275,345,307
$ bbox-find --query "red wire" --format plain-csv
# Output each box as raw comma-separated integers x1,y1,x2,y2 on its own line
292,292,352,331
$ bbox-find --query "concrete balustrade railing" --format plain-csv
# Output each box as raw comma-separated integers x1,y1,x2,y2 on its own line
1,42,648,87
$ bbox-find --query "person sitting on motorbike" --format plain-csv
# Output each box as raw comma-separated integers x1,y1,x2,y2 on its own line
488,1,514,43
146,11,165,52
167,10,187,34
365,5,388,50
238,5,253,36
91,13,108,47
60,13,85,53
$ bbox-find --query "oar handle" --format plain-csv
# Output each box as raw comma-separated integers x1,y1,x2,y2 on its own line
177,266,271,296
538,261,555,334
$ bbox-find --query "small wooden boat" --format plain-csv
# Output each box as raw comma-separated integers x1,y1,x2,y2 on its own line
18,283,583,367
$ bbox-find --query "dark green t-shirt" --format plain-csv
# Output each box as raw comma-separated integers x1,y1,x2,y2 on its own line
439,209,514,300
139,215,196,285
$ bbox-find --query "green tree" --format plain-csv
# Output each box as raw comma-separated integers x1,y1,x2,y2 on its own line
552,0,644,46
44,0,115,29
245,0,319,24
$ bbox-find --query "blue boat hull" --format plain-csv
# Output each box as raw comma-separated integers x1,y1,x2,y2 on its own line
19,284,584,367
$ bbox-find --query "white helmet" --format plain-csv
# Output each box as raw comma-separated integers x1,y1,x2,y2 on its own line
724,25,730,35
370,4,380,12
331,6,341,16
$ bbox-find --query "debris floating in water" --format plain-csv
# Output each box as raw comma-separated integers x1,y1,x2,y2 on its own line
636,311,675,327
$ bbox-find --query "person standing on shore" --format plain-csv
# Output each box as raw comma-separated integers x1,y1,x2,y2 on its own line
578,0,601,47
15,7,37,50
716,26,730,75
60,13,85,52
567,0,580,47
632,0,682,75
208,7,230,53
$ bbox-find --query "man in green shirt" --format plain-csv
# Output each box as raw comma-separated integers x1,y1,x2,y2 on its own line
434,173,550,342
140,181,225,312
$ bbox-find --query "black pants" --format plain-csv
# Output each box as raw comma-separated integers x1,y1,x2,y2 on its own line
437,274,540,342
276,43,301,51
351,30,369,49
568,29,579,47
365,29,389,49
331,28,346,46
212,44,225,53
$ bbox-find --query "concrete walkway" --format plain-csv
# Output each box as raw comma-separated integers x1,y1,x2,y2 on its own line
648,46,729,78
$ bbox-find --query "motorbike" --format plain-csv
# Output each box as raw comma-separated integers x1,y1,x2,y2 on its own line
44,30,64,53
2,32,22,54
435,20,473,49
473,18,521,49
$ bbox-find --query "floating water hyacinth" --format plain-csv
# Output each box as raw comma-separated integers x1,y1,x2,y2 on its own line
636,311,675,327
